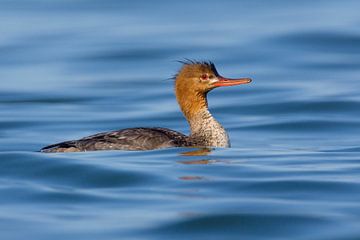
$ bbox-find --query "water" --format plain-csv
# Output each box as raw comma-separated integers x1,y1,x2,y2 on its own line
1,0,360,239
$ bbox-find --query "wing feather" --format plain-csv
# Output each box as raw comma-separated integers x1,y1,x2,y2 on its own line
41,127,189,152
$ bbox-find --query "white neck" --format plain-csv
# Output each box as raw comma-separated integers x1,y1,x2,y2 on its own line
188,109,230,147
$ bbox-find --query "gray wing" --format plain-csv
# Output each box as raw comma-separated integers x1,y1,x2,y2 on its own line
41,127,189,152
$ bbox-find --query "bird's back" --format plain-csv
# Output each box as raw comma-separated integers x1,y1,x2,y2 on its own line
41,127,190,152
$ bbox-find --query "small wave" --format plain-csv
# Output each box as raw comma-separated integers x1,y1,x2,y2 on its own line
267,31,360,54
236,120,360,133
148,212,334,239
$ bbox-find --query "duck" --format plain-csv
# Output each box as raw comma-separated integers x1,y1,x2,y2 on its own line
41,61,251,152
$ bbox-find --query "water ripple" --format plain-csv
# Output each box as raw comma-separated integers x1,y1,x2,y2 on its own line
149,213,334,240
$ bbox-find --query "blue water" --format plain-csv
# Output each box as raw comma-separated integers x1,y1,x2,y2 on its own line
1,0,360,239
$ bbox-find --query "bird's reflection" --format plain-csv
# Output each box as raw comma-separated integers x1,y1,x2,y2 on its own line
180,148,212,156
179,159,214,165
178,148,221,181
178,148,214,165
179,176,205,180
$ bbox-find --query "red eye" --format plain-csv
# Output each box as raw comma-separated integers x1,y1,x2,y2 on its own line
200,74,208,80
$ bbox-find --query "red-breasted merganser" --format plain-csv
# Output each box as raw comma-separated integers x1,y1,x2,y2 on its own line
41,61,251,152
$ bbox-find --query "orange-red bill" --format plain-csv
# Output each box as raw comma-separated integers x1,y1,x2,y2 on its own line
213,76,252,87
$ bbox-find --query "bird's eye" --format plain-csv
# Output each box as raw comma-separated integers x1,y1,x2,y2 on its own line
200,74,208,80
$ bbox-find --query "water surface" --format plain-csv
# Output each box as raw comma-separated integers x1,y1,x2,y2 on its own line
1,1,360,239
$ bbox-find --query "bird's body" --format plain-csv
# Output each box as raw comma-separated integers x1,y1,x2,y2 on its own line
41,128,190,152
41,61,251,153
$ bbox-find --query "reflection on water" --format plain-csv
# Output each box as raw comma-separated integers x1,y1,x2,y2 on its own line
1,0,360,240
179,176,205,181
178,148,230,166
178,159,215,165
180,148,212,156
